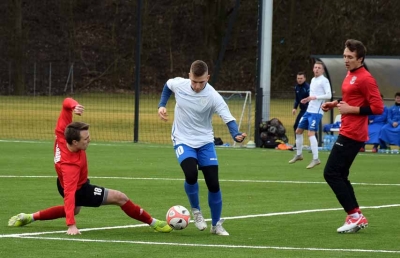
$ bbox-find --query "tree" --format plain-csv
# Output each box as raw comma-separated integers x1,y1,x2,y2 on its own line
11,0,25,95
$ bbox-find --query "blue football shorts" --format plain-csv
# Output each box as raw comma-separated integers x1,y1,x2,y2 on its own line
174,143,218,167
298,112,323,132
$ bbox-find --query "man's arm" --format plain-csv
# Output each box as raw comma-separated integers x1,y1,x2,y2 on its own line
158,84,173,108
340,77,384,115
55,98,80,136
359,77,384,116
321,99,339,112
61,164,80,228
315,80,332,100
226,120,246,142
307,81,332,101
387,107,394,125
293,86,300,109
157,84,173,122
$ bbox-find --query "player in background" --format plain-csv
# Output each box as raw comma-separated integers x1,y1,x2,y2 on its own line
8,98,172,235
379,92,400,149
291,71,310,147
289,61,332,168
157,60,247,236
321,39,383,233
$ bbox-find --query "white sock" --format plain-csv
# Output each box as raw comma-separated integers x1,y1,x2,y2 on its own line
309,135,318,159
296,134,303,155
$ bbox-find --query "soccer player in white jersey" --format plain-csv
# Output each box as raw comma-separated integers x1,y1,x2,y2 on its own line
157,60,247,236
289,61,332,169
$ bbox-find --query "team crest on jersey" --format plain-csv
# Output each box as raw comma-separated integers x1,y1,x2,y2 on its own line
200,97,208,106
350,76,357,84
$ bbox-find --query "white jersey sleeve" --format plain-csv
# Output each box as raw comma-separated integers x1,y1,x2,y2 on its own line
307,75,332,114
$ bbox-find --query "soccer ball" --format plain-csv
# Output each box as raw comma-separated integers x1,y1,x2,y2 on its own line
166,205,191,230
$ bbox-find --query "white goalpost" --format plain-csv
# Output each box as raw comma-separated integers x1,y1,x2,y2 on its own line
215,91,252,147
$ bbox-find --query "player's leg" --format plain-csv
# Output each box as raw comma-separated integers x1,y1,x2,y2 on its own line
306,113,322,169
8,179,79,227
289,113,308,163
176,145,202,209
81,181,171,233
293,110,305,147
175,144,207,230
324,135,367,233
198,143,228,235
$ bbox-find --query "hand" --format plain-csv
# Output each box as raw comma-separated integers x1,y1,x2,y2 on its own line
337,101,352,114
74,104,84,116
234,133,247,143
158,107,168,121
67,224,81,235
321,101,336,112
300,96,316,104
393,122,398,128
292,109,296,115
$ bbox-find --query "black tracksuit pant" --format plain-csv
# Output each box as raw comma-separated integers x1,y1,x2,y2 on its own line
324,134,364,212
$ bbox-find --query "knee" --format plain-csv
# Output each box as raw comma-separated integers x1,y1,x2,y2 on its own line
323,166,336,182
108,189,129,206
185,172,198,185
181,158,198,184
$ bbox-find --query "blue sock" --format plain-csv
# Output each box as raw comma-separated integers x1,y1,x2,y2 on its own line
184,182,200,210
208,191,222,226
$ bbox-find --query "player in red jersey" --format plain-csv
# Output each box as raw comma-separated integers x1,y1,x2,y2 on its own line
321,39,384,233
8,98,172,235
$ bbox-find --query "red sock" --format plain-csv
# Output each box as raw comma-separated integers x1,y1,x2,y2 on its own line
33,206,66,220
121,200,152,224
347,208,359,215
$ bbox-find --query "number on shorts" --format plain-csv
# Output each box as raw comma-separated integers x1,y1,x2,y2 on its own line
175,145,184,158
94,187,102,196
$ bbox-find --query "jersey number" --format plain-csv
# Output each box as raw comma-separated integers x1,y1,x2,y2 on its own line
93,187,102,196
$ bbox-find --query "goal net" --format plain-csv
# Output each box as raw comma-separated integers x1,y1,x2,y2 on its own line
214,91,252,147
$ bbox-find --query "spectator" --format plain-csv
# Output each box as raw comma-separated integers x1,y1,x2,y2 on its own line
292,72,310,146
379,92,400,149
360,94,388,152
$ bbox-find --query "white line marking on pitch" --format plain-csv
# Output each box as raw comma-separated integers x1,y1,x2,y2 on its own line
1,205,400,254
1,204,399,238
10,236,400,254
1,175,400,187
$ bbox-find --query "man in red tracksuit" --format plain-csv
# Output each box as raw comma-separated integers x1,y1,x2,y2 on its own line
8,98,172,235
322,39,384,233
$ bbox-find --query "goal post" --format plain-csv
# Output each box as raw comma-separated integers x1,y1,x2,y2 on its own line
214,91,252,147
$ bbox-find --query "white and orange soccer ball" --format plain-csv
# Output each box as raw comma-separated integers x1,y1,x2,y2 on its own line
166,205,191,230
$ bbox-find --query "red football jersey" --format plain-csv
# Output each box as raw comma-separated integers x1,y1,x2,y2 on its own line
340,67,383,142
54,98,88,226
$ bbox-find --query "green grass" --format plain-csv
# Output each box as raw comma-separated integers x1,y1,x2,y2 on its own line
1,140,399,258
